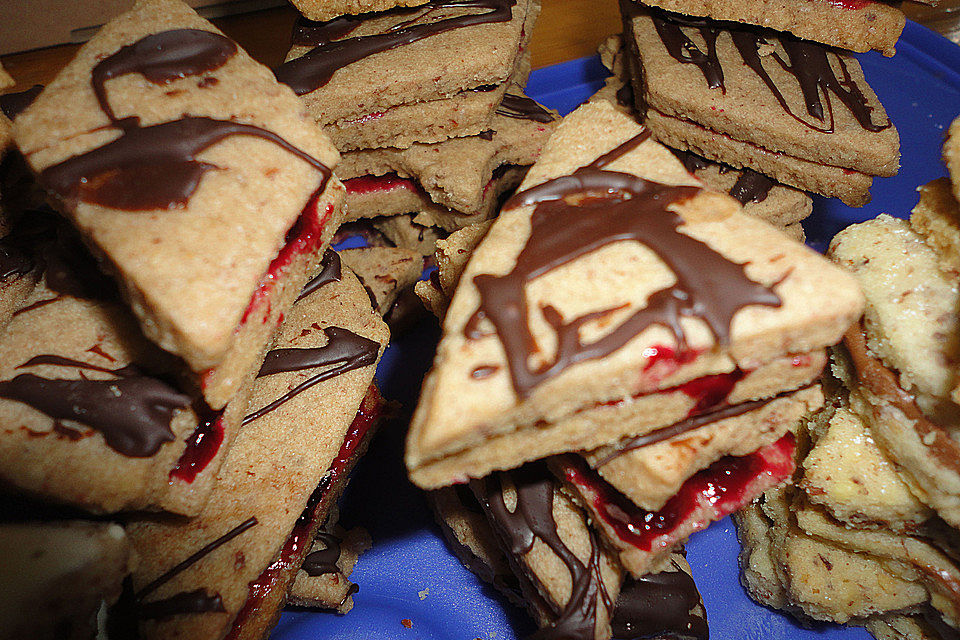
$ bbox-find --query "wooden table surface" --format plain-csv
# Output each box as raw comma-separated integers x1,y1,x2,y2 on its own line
0,0,957,93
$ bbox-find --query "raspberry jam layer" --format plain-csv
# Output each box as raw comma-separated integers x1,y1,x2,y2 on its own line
343,173,418,196
562,433,796,551
169,407,224,483
224,385,383,640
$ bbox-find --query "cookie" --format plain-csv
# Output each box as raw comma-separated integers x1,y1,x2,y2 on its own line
339,93,557,223
415,221,492,317
406,98,863,489
0,521,132,640
340,246,423,316
623,4,899,205
125,266,388,640
945,116,960,205
829,214,960,526
291,0,431,21
13,0,345,410
286,519,372,614
279,0,539,149
373,213,447,255
627,0,904,56
910,177,960,278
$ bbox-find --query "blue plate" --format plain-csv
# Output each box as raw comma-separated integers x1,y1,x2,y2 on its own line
273,22,960,640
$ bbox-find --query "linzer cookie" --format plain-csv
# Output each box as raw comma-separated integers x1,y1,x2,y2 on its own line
286,519,371,614
339,93,558,230
13,0,345,410
830,214,960,527
623,3,900,206
406,98,863,489
278,0,539,150
0,521,132,640
627,0,905,56
125,265,388,640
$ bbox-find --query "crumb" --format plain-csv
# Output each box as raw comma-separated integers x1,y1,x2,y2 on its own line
418,588,429,600
402,619,413,629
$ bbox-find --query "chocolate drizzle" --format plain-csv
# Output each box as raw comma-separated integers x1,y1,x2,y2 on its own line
0,84,43,120
648,8,890,133
467,132,782,397
496,94,556,123
474,463,613,640
0,356,190,457
38,28,331,211
611,563,708,640
728,168,774,204
138,589,225,620
301,532,343,576
276,0,516,95
297,249,342,301
243,326,379,424
594,396,768,467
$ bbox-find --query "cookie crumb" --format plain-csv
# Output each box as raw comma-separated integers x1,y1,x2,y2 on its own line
418,588,429,600
401,619,413,629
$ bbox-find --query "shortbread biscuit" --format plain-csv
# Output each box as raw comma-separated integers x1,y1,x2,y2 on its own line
126,268,387,640
287,521,372,613
629,0,904,55
910,177,960,277
625,6,899,177
291,0,430,22
280,0,539,145
945,116,960,204
415,221,492,317
14,0,345,410
340,246,422,316
373,213,446,255
0,522,132,640
472,463,623,639
407,98,863,488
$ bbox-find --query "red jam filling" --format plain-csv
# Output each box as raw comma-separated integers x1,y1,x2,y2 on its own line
344,173,418,196
825,0,871,9
169,407,224,483
224,385,383,639
563,432,796,551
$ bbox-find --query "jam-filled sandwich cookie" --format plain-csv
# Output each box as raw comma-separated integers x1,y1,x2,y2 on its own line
406,97,862,490
621,3,900,206
13,0,346,412
290,0,431,22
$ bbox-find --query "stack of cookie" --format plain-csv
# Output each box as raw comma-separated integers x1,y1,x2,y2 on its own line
406,91,864,638
0,0,431,637
735,130,960,639
277,0,558,254
618,0,904,208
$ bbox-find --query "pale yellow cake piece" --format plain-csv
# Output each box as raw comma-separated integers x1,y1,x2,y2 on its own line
407,98,863,488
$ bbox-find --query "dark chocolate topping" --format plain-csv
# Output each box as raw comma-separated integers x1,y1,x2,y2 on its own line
138,589,225,620
137,516,258,600
727,167,774,205
612,563,708,640
301,532,343,576
496,94,556,123
276,0,516,95
474,463,613,640
39,116,331,211
243,326,379,424
468,132,782,397
0,84,43,120
0,354,190,457
649,11,723,90
595,396,768,467
0,240,33,280
91,29,236,125
297,249,342,301
671,148,709,175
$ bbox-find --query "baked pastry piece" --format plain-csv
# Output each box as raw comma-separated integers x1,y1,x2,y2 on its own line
339,93,558,229
829,213,960,527
291,0,430,21
406,97,862,488
415,221,492,317
339,246,422,316
626,0,904,56
0,521,133,640
946,116,960,205
286,514,371,614
373,213,447,256
125,265,388,640
279,0,538,150
13,0,345,410
622,4,900,206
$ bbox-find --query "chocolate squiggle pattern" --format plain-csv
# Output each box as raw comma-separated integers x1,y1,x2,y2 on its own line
39,29,331,211
649,8,890,133
242,326,379,425
277,0,516,95
496,94,556,123
0,355,190,457
612,562,709,640
466,132,782,397
301,532,343,576
297,249,342,301
474,463,613,640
